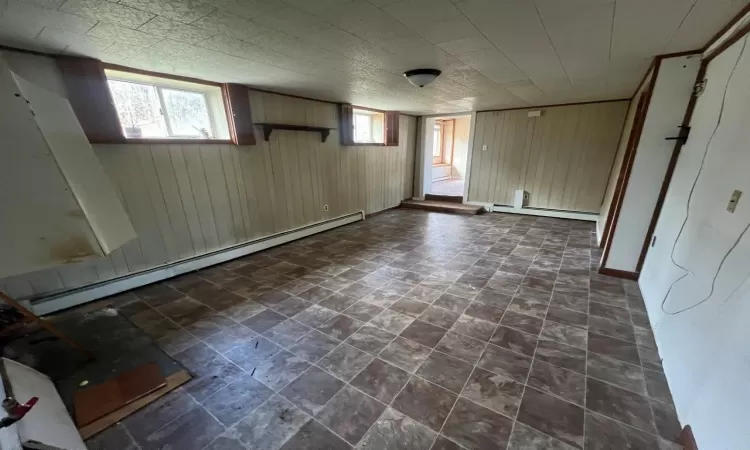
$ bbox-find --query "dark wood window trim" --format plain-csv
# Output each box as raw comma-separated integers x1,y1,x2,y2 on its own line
56,57,255,145
340,103,400,146
55,56,125,144
223,83,256,145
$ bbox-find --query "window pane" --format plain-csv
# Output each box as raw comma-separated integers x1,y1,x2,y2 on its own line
108,79,167,138
433,124,442,157
353,113,372,143
161,88,213,138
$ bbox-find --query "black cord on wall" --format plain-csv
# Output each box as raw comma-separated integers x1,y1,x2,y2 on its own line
660,36,750,315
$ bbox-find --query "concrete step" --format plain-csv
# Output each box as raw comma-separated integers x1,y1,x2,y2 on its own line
425,194,463,203
400,199,484,215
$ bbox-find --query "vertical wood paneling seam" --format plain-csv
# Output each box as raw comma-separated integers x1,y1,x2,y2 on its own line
167,148,198,255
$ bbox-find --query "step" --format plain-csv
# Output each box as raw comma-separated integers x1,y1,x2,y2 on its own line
400,199,484,215
425,194,464,204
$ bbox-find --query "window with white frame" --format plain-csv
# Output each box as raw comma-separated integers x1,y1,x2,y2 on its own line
105,69,230,140
352,108,385,144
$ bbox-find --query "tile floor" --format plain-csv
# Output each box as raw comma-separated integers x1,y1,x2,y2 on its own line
430,179,464,197
85,210,682,450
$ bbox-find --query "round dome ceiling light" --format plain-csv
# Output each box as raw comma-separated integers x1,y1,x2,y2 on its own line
403,68,441,88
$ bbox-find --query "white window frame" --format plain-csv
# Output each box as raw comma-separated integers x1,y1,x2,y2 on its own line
105,69,230,141
352,108,385,144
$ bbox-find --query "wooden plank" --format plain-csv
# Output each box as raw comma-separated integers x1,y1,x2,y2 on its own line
169,145,206,255
78,370,190,440
219,145,247,242
183,145,219,251
138,145,180,262
200,145,234,247
74,363,165,427
151,144,195,259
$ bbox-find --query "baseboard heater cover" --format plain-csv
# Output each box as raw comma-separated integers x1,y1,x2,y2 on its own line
31,211,365,316
490,204,598,222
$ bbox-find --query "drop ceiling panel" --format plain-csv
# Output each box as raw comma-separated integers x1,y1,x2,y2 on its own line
664,0,749,53
0,0,747,114
610,0,695,61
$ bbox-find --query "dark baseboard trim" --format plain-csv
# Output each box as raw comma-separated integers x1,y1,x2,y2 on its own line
680,425,698,450
598,267,639,281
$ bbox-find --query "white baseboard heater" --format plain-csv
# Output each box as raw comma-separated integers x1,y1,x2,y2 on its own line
32,211,365,316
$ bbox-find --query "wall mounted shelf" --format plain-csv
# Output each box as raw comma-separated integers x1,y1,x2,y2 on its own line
256,123,335,143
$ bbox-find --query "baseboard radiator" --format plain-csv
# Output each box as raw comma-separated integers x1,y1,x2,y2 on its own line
32,211,364,316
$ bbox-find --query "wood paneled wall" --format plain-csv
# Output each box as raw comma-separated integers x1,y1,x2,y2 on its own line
467,101,628,213
0,90,416,299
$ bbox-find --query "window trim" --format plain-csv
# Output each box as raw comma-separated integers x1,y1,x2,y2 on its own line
340,104,399,146
352,107,385,145
432,121,444,164
102,63,237,144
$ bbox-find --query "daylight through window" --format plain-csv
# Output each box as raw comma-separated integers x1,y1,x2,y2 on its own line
105,69,230,140
352,108,385,144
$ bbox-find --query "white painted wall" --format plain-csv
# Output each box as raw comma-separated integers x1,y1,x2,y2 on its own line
639,35,750,449
605,55,701,272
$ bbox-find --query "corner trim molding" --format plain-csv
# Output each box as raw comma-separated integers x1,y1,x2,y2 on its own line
597,267,639,281
32,211,365,316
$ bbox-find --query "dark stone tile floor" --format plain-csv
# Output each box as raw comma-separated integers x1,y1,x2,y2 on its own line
86,210,683,450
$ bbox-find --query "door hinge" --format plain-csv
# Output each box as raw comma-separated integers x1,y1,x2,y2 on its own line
694,79,707,96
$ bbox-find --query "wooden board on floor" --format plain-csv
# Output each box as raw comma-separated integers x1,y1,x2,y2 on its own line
78,369,191,440
74,363,166,427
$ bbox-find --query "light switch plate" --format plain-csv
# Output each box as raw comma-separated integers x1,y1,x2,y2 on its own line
727,190,742,213
482,144,487,151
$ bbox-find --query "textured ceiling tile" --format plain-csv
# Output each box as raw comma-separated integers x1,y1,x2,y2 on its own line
60,0,155,29
37,26,114,52
5,0,97,34
257,7,332,39
196,33,270,61
502,81,548,104
610,0,694,60
0,15,47,50
191,9,268,42
118,0,216,23
664,0,750,53
137,15,216,43
366,0,403,7
537,2,613,66
210,0,284,21
412,15,478,45
438,34,494,55
87,21,163,46
455,48,527,84
383,0,460,27
282,0,351,14
457,0,569,86
0,0,743,113
16,0,65,10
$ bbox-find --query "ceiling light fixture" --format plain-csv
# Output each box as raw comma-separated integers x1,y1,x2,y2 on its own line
403,68,441,88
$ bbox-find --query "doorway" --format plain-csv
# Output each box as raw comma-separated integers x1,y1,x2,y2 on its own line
424,114,471,199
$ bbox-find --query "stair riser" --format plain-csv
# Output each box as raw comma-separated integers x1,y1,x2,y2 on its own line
425,194,463,204
401,204,481,215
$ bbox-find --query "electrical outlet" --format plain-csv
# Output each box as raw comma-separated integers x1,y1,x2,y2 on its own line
727,190,742,213
323,204,329,211
482,144,487,151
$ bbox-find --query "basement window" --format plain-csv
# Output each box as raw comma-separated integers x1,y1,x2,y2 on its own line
352,108,385,144
105,69,230,141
